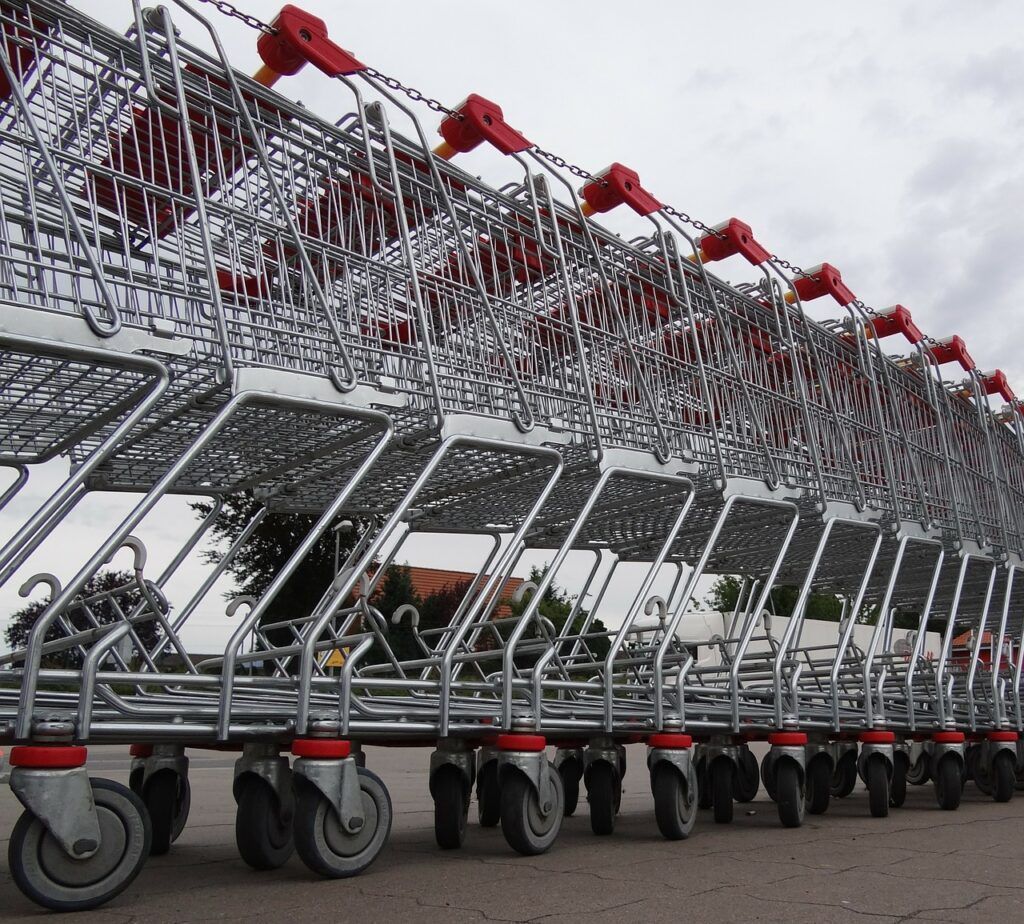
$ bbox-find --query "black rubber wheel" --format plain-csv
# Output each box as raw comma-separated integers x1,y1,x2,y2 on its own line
476,760,501,827
968,746,992,795
906,751,930,786
866,758,889,818
711,757,734,824
934,754,963,810
143,770,190,856
760,753,779,802
830,753,857,798
128,766,144,797
992,751,1015,803
890,753,908,808
733,747,759,803
9,777,151,913
500,764,564,856
652,762,698,841
293,768,392,878
432,766,468,850
697,758,713,809
805,755,832,815
235,776,294,870
586,760,617,836
776,759,804,828
558,759,582,818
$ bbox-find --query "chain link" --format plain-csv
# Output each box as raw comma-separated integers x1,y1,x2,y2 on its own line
193,0,276,34
362,67,463,119
531,146,605,185
768,254,809,279
661,203,720,238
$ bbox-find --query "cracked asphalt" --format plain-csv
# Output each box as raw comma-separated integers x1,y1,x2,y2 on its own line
2,744,1023,923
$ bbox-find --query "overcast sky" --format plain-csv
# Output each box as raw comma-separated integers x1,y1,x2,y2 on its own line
1,1,1020,652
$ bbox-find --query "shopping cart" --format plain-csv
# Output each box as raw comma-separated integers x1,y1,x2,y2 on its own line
0,0,1021,913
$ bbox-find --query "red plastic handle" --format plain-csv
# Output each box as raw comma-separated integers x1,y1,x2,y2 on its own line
695,218,769,266
257,5,365,79
929,335,975,372
786,262,855,306
981,369,1015,404
868,304,923,344
580,163,661,217
436,94,531,157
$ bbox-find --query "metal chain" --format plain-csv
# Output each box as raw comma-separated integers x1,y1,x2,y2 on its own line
191,0,463,119
661,203,719,238
193,0,276,34
768,254,809,279
362,67,463,120
531,146,604,185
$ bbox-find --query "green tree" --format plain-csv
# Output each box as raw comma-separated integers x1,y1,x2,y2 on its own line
705,574,843,622
367,564,423,663
192,492,360,653
507,566,610,661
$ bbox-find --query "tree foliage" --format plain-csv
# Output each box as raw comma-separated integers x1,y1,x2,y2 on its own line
704,575,943,636
506,566,610,661
705,574,843,622
191,492,358,650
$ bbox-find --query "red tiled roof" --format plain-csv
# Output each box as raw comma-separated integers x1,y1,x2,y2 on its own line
367,566,524,618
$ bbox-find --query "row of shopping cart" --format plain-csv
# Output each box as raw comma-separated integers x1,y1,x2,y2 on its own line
0,0,1021,911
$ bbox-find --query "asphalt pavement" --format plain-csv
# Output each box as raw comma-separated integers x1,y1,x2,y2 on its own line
2,744,1023,923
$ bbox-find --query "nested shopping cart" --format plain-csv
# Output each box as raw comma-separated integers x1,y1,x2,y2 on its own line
0,0,1022,913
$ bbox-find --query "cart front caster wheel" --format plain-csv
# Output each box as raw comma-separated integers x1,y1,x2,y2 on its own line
934,754,962,810
697,758,714,809
558,758,583,817
805,755,831,815
889,752,908,808
476,760,501,827
733,747,759,803
760,754,778,803
866,757,890,818
652,762,698,840
294,768,392,878
9,777,151,913
711,757,734,824
586,760,618,836
992,751,1015,803
830,752,857,798
235,776,294,870
906,751,930,786
968,746,992,795
144,770,191,856
500,763,564,856
432,765,469,850
776,760,805,828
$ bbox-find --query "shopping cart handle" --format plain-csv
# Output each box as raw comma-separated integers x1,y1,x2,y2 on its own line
867,305,923,345
256,5,366,82
784,262,855,306
580,163,662,217
980,369,1015,404
928,334,975,372
435,94,532,159
692,218,770,266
